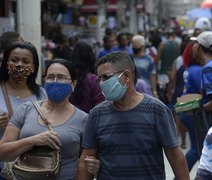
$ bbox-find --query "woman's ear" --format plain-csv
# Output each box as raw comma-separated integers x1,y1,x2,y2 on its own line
72,80,77,92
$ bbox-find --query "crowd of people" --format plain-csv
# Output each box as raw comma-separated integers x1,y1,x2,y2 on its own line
0,16,212,180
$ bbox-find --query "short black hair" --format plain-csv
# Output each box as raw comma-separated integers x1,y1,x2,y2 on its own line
117,33,127,41
97,51,135,81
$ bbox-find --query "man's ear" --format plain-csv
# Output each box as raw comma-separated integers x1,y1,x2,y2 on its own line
123,70,131,82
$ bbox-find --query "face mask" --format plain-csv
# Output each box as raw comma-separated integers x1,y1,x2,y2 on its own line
132,47,141,54
8,64,34,82
44,82,72,102
100,72,127,101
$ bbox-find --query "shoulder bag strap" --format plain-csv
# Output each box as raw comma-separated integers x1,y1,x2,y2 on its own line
32,101,53,132
1,82,13,118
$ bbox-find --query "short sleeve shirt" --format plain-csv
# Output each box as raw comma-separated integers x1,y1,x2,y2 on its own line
183,65,202,94
197,127,212,179
0,86,47,138
133,54,156,85
9,101,88,180
202,60,212,103
82,94,179,180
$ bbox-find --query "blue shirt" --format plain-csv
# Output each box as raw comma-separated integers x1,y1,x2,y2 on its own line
111,45,132,55
98,48,112,59
133,54,156,85
196,127,212,179
202,60,212,103
183,65,202,94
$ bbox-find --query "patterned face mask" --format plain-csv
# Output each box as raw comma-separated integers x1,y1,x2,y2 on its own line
7,63,34,82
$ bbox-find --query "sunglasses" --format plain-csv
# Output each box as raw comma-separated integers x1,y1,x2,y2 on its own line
96,70,123,84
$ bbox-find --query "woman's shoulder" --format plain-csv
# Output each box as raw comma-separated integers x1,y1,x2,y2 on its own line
74,106,88,118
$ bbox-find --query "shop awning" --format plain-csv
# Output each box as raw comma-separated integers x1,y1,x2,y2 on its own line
81,0,144,13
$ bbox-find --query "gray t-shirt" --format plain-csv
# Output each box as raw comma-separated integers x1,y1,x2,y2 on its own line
0,86,47,169
0,86,47,121
83,94,179,180
9,101,88,180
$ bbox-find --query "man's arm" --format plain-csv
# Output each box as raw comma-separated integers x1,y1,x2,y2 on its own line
77,149,97,180
164,146,190,180
150,74,158,98
155,42,163,64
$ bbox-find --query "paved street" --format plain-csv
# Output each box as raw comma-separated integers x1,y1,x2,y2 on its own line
165,132,199,180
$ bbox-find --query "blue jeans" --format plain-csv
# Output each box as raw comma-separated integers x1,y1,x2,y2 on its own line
179,112,200,171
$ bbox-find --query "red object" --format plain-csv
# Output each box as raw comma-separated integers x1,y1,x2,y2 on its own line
182,42,194,68
201,0,212,9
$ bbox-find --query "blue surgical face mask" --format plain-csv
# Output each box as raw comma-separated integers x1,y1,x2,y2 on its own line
99,72,127,101
44,82,72,102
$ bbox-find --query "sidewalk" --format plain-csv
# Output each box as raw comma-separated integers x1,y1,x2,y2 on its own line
165,132,199,180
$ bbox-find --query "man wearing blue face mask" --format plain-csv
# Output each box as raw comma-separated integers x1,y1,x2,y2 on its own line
77,51,189,180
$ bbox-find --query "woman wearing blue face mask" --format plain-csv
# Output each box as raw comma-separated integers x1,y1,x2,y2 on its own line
0,59,100,179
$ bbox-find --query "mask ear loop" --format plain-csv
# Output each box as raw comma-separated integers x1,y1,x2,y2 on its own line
117,71,127,87
117,71,124,79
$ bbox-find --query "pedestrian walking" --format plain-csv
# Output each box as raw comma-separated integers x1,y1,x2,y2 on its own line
77,51,189,180
180,41,202,172
131,35,158,98
0,41,47,179
70,40,105,113
0,59,100,179
191,31,212,179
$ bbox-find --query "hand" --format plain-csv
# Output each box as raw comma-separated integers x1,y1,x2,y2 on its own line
31,130,62,150
84,156,100,175
0,113,9,130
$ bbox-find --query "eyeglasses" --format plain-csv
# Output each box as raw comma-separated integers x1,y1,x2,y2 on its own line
45,74,71,83
96,70,123,84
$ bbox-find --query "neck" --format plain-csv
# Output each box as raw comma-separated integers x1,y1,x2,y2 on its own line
44,98,72,111
168,36,175,42
5,79,32,98
7,78,28,89
135,50,145,57
203,55,212,65
112,89,144,111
